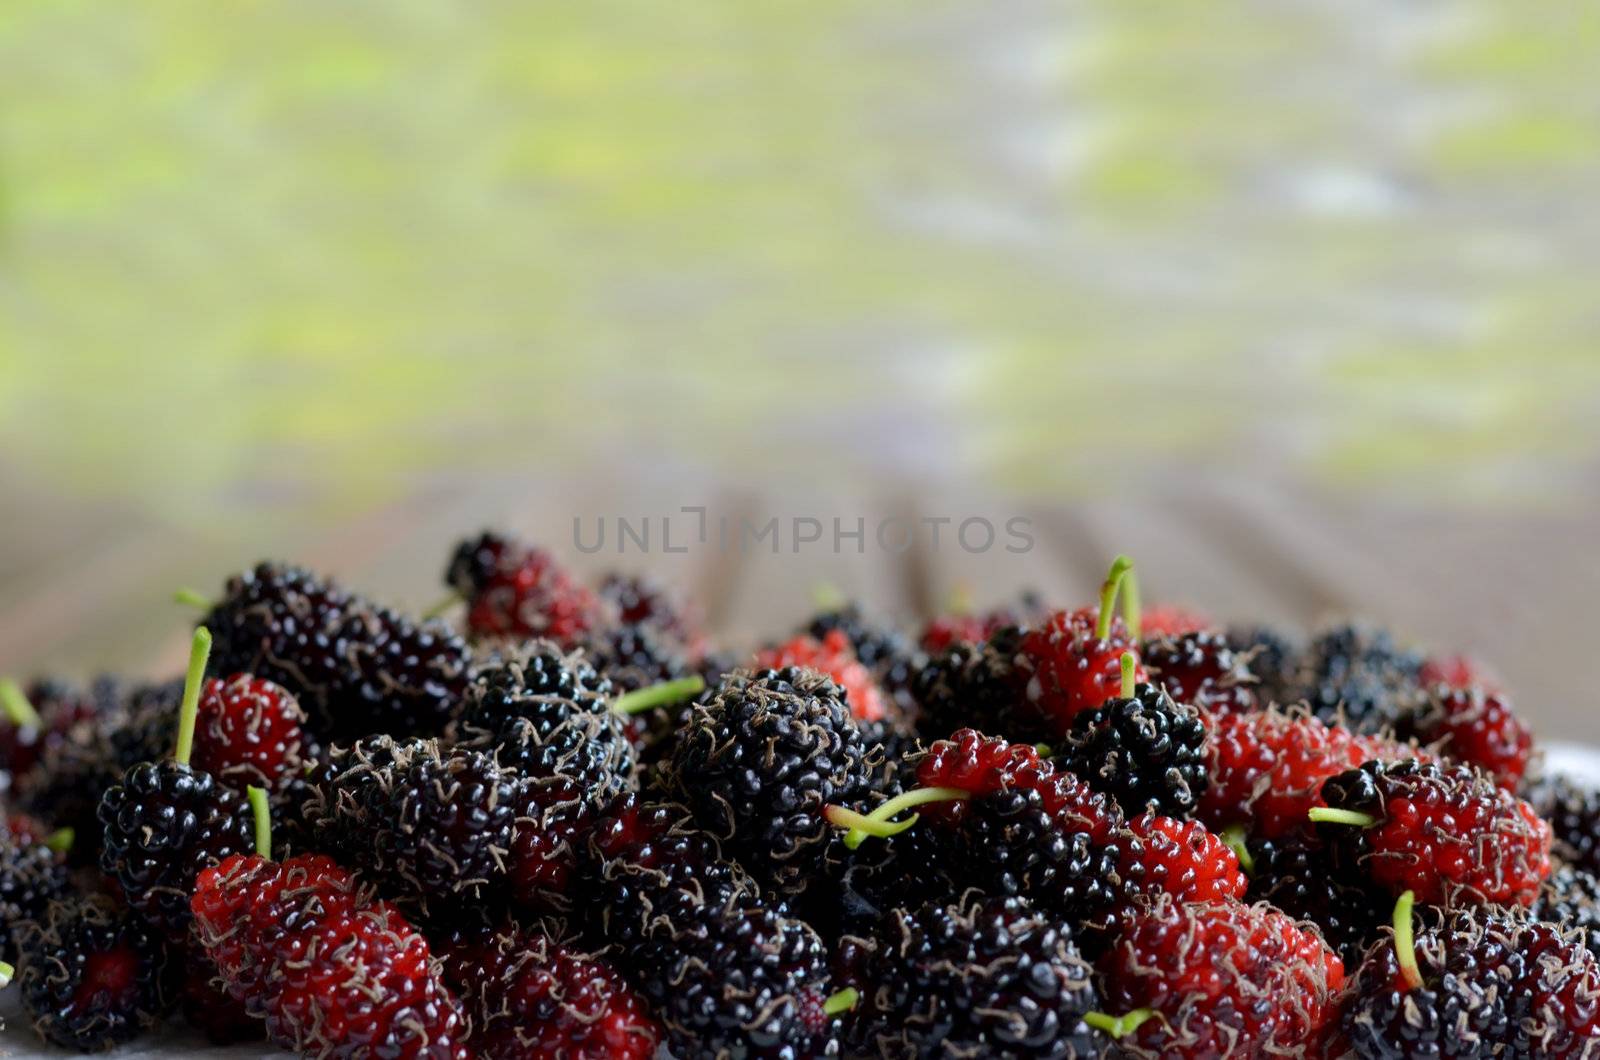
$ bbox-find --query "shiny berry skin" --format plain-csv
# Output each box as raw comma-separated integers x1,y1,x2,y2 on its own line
1138,604,1214,639
1141,630,1259,717
1528,776,1600,879
455,642,634,801
582,796,760,955
0,837,72,962
1289,623,1424,734
180,945,261,1045
1245,829,1387,968
447,531,603,647
16,895,181,1051
1342,905,1600,1058
659,667,873,896
580,797,840,1058
191,674,311,793
1121,814,1246,905
303,738,525,917
581,621,690,694
1054,682,1210,819
1016,607,1147,736
913,626,1032,742
1405,684,1533,789
1100,896,1345,1059
441,927,660,1059
191,852,468,1059
97,759,254,934
803,603,920,714
853,894,1102,1058
1317,760,1552,906
913,729,1133,925
752,630,890,722
191,853,359,1000
507,777,602,915
1200,707,1426,839
267,899,470,1060
204,562,470,740
1,677,113,796
1532,862,1600,965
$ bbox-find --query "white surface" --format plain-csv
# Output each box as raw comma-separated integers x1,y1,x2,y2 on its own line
6,750,1600,1058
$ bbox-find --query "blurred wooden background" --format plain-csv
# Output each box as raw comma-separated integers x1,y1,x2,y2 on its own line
2,465,1596,745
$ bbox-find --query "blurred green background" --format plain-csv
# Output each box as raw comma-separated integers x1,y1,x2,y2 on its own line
2,2,1599,732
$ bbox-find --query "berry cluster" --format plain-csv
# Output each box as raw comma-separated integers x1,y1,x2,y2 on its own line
0,539,1590,1058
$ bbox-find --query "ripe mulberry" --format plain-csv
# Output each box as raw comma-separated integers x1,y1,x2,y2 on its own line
1343,900,1600,1058
439,926,660,1059
1098,896,1345,1059
16,895,180,1051
1314,759,1551,906
852,894,1103,1058
1054,680,1209,819
659,667,873,896
447,531,603,647
454,642,634,801
203,562,470,739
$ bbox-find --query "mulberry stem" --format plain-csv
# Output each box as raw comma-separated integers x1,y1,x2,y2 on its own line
173,627,212,766
1085,1008,1155,1038
0,679,42,730
248,785,272,859
1096,556,1135,641
173,587,211,608
421,591,460,620
823,805,919,844
1220,823,1254,876
1122,565,1142,641
826,786,971,849
1307,807,1378,828
812,582,845,610
823,987,859,1015
45,828,74,855
1120,652,1137,698
613,676,706,716
1394,889,1423,991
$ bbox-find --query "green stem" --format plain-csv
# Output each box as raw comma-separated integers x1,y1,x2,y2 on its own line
1307,807,1378,828
0,960,13,986
1096,556,1134,641
1119,652,1137,699
824,804,920,845
45,828,74,855
248,785,272,859
1394,889,1423,991
613,676,706,716
1219,824,1254,876
421,591,461,620
823,987,859,1016
173,587,212,609
812,582,845,611
173,627,213,766
1122,565,1142,642
1085,1008,1155,1038
0,679,43,730
947,582,974,616
828,786,971,849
